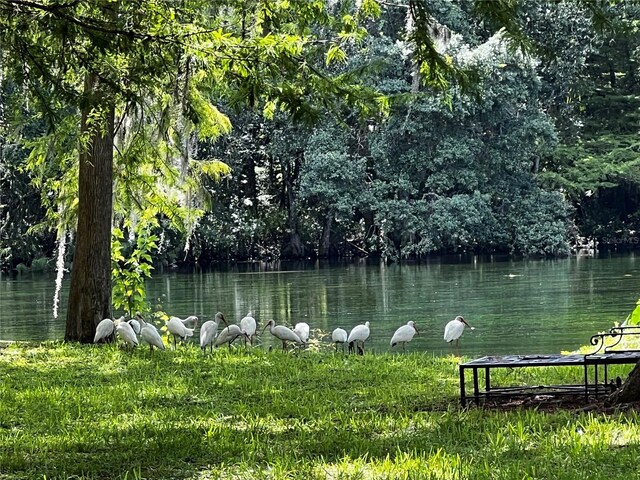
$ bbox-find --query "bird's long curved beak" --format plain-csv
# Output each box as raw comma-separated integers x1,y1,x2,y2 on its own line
414,325,419,335
462,318,472,328
221,314,229,327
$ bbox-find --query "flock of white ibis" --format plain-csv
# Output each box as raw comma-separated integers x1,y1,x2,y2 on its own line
94,312,474,354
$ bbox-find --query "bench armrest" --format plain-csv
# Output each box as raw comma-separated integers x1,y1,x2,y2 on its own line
589,327,640,355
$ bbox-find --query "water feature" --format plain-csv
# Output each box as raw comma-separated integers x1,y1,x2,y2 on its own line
1,254,639,356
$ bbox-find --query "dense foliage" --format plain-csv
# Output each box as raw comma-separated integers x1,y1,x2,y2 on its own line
534,2,640,248
0,1,637,272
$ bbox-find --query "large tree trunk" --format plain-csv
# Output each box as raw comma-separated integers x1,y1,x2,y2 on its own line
608,361,640,404
65,72,115,342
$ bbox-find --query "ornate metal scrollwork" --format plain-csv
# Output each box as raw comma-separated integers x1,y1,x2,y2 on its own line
588,333,607,355
610,325,640,336
588,326,640,355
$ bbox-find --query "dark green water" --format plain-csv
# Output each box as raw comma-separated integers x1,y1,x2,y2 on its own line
1,255,639,356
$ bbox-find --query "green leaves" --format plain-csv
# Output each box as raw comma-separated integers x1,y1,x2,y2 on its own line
188,89,232,141
629,301,640,326
193,159,232,180
111,223,158,317
359,0,382,19
473,0,533,54
326,44,347,66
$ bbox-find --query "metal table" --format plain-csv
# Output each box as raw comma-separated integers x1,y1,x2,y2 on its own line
459,352,640,406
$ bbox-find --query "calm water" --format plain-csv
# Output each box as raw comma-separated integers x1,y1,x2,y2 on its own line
1,255,640,356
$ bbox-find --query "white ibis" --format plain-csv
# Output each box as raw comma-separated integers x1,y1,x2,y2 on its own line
166,316,196,348
347,321,370,355
293,322,310,344
128,318,141,335
93,316,124,343
200,312,228,352
116,320,139,349
444,315,474,355
390,321,419,352
215,324,245,349
180,315,199,329
136,313,165,352
94,318,115,343
262,320,302,351
331,327,348,352
240,312,257,346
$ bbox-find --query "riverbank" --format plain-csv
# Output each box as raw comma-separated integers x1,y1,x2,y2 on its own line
1,342,640,479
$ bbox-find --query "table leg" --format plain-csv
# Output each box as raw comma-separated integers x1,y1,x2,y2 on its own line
460,366,466,407
485,367,490,395
473,368,479,405
584,363,589,402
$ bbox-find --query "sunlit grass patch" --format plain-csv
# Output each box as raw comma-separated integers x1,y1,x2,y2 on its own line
2,343,640,479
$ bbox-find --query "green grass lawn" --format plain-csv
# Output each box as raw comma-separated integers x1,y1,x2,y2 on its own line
1,342,640,479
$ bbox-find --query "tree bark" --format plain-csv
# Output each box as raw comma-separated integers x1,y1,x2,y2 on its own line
318,210,337,258
609,65,616,88
608,361,640,404
281,155,307,259
65,72,115,342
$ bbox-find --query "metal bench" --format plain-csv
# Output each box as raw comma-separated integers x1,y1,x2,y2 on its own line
459,326,640,406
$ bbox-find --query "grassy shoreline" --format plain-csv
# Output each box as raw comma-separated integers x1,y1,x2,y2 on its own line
1,342,640,479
